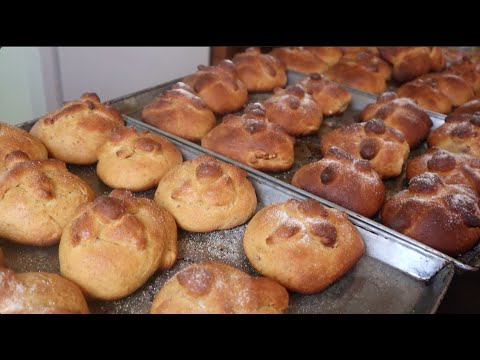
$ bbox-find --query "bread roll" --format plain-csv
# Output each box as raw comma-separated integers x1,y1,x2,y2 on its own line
428,113,480,157
263,85,323,136
381,173,480,256
342,51,392,80
325,60,387,94
298,74,352,116
415,73,474,107
150,262,289,314
96,127,182,191
154,154,257,232
396,80,453,114
339,47,379,55
304,47,343,66
59,189,177,301
30,93,124,165
182,60,248,114
441,47,469,68
359,92,433,147
141,82,216,142
452,99,480,115
292,147,385,218
269,47,329,74
232,47,287,92
445,60,480,93
201,103,295,171
320,119,410,178
406,148,480,195
0,122,48,172
243,199,365,294
0,268,89,314
0,159,95,246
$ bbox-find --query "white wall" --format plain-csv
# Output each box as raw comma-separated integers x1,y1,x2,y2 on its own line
0,47,48,124
58,47,209,102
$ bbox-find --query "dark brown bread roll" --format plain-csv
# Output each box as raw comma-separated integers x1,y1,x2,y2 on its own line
201,103,295,171
0,268,89,314
150,262,289,314
243,199,365,294
30,93,124,165
182,60,248,114
381,173,480,256
263,85,323,136
269,47,329,74
298,74,352,116
359,92,433,147
141,82,216,142
232,47,287,92
320,119,410,178
406,148,480,195
428,113,480,157
292,147,385,218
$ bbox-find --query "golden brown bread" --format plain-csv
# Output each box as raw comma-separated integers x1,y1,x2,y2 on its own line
325,60,387,94
141,82,216,142
445,60,480,93
453,99,480,115
292,147,385,218
0,268,89,314
30,93,124,165
263,85,323,136
396,80,453,114
341,51,392,80
428,113,480,157
0,159,95,246
154,155,257,232
0,122,48,172
150,262,289,314
298,74,352,116
359,92,433,147
320,119,410,178
381,173,480,256
415,73,474,107
269,47,329,74
406,148,480,195
182,60,248,114
339,47,379,55
379,47,445,82
96,127,183,192
243,199,365,294
304,47,343,66
232,47,287,92
442,47,469,68
201,103,295,171
59,189,177,301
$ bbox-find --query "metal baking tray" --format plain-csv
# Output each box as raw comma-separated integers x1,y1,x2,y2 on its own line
0,118,453,314
106,75,480,272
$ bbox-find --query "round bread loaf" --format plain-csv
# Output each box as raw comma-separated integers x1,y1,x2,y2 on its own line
381,173,480,256
304,47,343,66
0,159,95,246
406,148,480,195
150,261,289,314
0,122,48,172
201,103,295,171
415,73,474,107
342,51,392,80
292,147,385,218
141,82,216,142
297,74,352,116
428,113,480,157
96,127,182,191
232,47,287,92
59,189,177,300
320,119,410,178
243,199,365,294
359,92,433,147
325,60,387,94
396,79,453,114
269,47,329,74
29,93,124,165
453,99,480,115
263,85,323,136
0,268,89,314
340,47,379,55
155,154,257,232
445,61,480,93
182,60,248,114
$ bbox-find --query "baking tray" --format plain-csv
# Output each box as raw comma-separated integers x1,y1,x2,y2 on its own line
107,75,480,272
0,118,454,314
